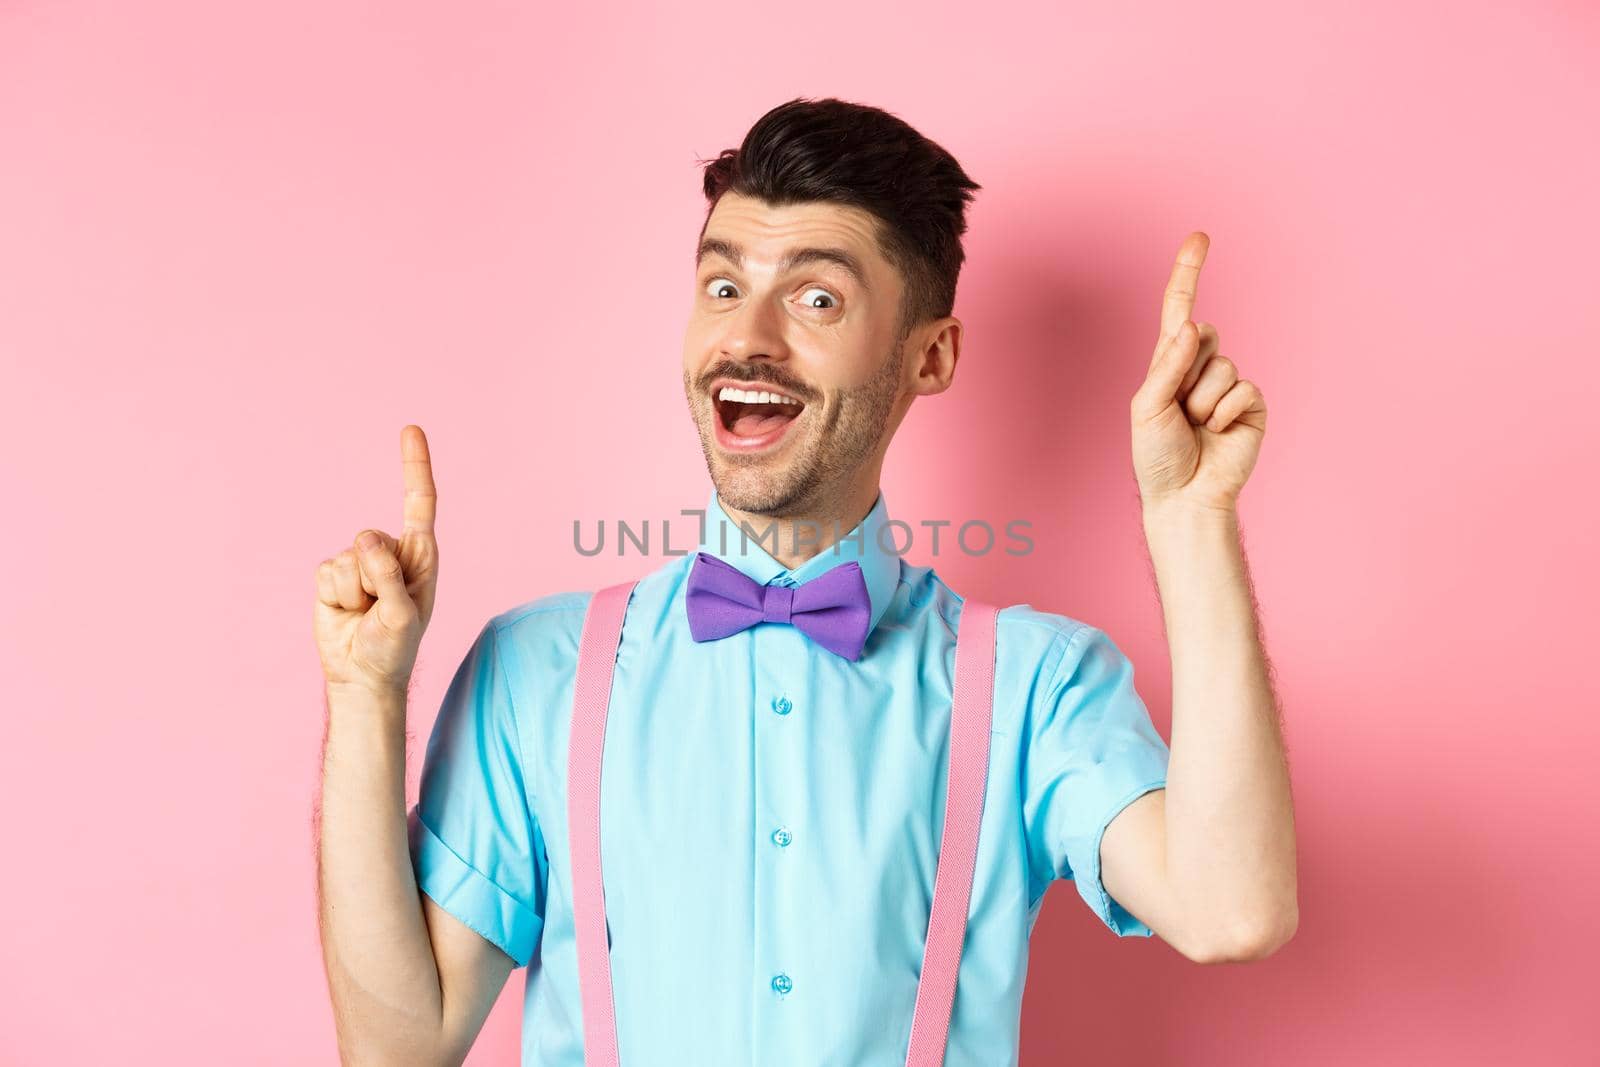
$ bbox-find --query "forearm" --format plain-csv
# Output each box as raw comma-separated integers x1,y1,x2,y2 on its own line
1141,501,1297,955
316,684,447,1064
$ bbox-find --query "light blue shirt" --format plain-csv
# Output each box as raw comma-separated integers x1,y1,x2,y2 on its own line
408,489,1171,1065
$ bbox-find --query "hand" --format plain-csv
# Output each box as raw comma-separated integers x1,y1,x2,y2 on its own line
1130,232,1267,513
313,425,440,697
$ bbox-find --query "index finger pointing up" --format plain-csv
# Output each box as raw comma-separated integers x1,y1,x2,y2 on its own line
1159,231,1210,345
401,424,437,536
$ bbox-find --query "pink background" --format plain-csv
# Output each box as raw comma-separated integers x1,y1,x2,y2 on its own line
2,2,1595,1064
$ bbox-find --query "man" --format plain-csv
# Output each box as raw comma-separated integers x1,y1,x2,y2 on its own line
315,97,1296,1065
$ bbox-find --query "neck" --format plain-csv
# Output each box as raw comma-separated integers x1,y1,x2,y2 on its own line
718,481,881,570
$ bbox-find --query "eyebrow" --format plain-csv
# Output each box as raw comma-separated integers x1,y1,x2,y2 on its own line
696,237,871,292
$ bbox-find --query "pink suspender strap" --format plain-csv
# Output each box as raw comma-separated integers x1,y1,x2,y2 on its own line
567,581,637,1067
904,597,998,1067
568,586,1000,1067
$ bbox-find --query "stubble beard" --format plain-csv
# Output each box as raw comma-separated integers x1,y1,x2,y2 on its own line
684,336,906,518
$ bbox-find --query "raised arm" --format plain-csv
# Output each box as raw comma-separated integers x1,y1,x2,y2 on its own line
312,425,516,1064
1101,234,1298,963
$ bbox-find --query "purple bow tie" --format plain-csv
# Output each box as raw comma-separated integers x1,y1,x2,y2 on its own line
685,551,872,661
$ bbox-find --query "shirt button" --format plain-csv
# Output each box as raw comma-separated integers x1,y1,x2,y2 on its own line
771,973,793,995
772,696,793,716
771,827,792,848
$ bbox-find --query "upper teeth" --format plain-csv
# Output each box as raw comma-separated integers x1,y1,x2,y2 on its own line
717,387,800,405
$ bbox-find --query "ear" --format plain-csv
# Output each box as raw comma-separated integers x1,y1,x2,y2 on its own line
908,316,962,397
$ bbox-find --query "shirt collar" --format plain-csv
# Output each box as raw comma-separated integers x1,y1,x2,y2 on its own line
694,487,900,640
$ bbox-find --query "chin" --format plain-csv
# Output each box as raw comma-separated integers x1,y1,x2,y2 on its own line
707,466,785,514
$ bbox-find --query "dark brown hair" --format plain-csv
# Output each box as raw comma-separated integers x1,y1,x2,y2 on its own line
699,97,981,339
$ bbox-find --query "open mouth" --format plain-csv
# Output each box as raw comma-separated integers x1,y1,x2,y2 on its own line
712,383,806,448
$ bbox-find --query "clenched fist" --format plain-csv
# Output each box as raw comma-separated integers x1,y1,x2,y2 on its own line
313,425,440,698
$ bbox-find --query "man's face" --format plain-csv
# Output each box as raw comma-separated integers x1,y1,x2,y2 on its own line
682,192,913,516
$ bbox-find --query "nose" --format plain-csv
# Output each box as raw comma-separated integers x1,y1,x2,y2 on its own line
718,293,789,364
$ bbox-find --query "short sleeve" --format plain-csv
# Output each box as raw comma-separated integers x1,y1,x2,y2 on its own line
407,619,547,967
1022,623,1170,937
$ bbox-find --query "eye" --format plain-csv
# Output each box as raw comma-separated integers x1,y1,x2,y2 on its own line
799,287,838,310
704,277,740,300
